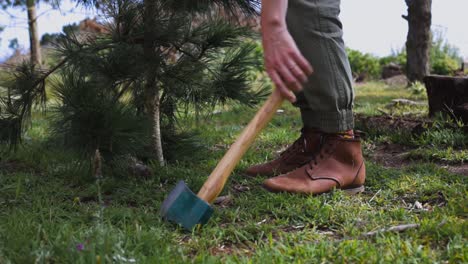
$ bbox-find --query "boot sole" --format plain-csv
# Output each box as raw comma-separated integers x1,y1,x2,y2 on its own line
262,184,365,195
243,172,274,178
342,185,365,195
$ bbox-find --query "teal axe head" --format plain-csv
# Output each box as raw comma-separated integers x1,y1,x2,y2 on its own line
160,181,214,230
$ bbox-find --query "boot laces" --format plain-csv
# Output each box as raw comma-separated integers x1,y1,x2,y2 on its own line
308,135,337,170
279,135,305,158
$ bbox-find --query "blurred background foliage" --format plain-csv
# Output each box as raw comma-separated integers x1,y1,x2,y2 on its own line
347,29,463,81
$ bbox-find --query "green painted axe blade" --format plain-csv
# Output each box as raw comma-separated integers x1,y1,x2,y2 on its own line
160,181,213,230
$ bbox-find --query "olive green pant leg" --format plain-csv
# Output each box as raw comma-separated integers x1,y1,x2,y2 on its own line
286,0,354,133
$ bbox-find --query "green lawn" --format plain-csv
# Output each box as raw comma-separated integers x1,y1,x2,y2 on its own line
0,82,467,263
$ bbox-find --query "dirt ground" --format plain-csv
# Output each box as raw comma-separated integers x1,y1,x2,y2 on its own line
357,114,467,177
369,142,467,176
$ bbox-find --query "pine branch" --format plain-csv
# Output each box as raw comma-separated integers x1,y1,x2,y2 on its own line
113,81,134,104
0,62,48,148
34,58,68,87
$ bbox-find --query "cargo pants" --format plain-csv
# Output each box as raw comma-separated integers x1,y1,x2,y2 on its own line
286,0,354,133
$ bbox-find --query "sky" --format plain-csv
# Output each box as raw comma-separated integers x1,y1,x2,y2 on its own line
1,0,467,62
340,0,468,59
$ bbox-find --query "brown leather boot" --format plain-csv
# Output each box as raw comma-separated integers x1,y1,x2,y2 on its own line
262,133,366,195
244,128,322,177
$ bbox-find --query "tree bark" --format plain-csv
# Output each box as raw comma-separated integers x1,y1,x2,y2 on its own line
143,0,165,166
26,0,42,66
404,0,432,84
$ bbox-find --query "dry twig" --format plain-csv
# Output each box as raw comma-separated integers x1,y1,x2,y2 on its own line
363,223,420,237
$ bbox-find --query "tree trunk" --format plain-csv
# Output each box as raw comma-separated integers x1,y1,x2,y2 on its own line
143,0,165,166
404,0,432,84
146,82,165,166
26,0,42,66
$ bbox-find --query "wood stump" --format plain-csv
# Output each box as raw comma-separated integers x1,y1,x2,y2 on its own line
423,75,468,122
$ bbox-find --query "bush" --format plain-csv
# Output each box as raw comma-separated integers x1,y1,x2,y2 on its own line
347,48,407,80
430,29,461,75
409,81,425,95
346,29,462,80
346,48,381,80
379,48,407,70
431,56,459,75
379,30,461,76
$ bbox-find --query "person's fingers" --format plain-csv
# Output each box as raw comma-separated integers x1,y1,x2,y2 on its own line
277,63,302,92
290,51,314,76
277,85,297,103
269,70,296,102
284,59,308,84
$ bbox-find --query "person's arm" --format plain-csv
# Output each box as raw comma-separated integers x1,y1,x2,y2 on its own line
261,0,313,102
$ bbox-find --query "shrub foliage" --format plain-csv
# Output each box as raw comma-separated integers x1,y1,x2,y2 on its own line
347,29,462,80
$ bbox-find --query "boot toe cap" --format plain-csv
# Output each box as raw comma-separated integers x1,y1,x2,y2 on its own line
262,175,295,193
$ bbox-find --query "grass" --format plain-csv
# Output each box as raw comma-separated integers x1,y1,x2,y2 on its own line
353,81,427,116
0,82,467,263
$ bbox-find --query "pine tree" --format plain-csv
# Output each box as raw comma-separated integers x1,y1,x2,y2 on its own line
0,0,265,168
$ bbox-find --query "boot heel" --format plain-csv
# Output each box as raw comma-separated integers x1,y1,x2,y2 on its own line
343,185,365,195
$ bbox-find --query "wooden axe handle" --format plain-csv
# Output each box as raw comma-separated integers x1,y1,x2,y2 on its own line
197,89,284,203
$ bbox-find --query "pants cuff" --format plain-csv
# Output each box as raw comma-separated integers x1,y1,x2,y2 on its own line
300,109,354,133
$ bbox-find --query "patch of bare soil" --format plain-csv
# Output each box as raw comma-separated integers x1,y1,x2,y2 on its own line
369,143,412,168
368,143,467,176
445,164,468,176
356,114,430,135
358,115,467,176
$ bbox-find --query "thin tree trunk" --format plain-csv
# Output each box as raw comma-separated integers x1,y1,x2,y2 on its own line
26,0,42,66
144,73,165,166
143,0,165,166
404,0,432,83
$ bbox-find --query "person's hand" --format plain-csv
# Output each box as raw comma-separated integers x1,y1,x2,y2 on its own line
262,25,313,102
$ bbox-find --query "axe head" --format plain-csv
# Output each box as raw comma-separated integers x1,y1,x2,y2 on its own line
160,181,213,230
